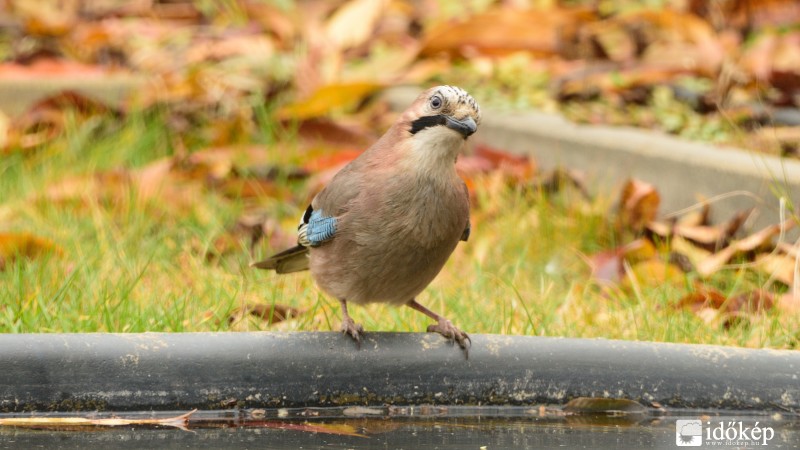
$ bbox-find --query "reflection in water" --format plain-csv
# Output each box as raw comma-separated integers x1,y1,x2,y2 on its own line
1,406,797,450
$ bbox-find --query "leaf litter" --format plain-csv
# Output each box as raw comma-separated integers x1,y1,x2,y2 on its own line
1,1,798,342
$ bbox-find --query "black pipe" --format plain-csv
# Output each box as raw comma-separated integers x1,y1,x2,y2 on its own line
0,332,797,412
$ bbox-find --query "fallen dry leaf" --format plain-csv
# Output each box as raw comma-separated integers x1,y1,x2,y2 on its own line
0,59,111,80
696,219,796,276
622,259,685,289
647,208,750,251
324,0,389,52
588,238,656,284
676,282,728,313
618,178,660,232
755,252,796,286
777,293,800,314
421,7,595,58
677,283,774,315
277,82,384,121
296,118,376,150
0,410,195,429
228,303,304,326
668,235,711,271
0,232,62,270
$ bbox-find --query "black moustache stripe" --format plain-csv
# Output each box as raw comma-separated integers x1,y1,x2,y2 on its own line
410,114,447,134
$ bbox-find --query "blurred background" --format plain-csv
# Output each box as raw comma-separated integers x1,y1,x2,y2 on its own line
0,0,798,348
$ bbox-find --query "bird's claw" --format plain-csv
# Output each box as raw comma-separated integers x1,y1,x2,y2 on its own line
427,318,471,358
341,317,365,348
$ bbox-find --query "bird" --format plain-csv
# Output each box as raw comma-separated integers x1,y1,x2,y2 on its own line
252,85,480,357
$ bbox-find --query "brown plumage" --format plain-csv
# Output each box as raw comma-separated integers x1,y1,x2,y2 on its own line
253,85,481,356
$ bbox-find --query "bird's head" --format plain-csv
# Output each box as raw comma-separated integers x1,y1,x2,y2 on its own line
404,85,481,140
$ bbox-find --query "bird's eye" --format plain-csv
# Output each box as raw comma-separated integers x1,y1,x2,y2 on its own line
430,96,442,109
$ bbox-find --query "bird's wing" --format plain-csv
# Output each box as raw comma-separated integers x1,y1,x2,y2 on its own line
297,205,338,247
460,220,471,242
460,180,471,242
296,158,366,246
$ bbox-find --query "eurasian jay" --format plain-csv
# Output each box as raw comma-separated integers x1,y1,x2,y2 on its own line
253,85,480,356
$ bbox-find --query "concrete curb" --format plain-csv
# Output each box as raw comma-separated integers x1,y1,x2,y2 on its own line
1,332,797,413
386,87,800,230
0,76,145,116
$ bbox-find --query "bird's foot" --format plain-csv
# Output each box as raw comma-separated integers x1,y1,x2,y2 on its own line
340,316,365,348
427,318,471,358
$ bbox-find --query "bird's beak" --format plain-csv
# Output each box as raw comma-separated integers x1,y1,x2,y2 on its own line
445,115,477,138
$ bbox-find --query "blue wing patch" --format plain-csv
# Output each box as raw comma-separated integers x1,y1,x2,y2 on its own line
298,208,337,247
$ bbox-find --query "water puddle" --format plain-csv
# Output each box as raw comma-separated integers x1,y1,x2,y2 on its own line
1,406,797,449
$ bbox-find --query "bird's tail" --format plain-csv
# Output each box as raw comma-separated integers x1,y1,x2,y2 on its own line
251,245,310,274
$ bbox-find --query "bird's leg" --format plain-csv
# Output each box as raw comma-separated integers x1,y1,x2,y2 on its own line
339,299,364,347
406,299,471,357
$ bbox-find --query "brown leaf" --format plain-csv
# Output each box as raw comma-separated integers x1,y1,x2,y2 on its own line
676,283,728,312
756,253,796,286
669,235,712,271
677,284,774,315
185,34,275,64
474,144,537,181
0,60,110,80
647,209,750,251
208,213,268,259
622,259,684,289
3,90,117,152
588,239,656,284
726,289,774,314
709,0,800,33
277,82,384,121
455,144,538,193
618,179,660,232
41,157,204,214
535,168,591,198
421,7,595,58
0,232,62,270
296,118,376,150
228,303,304,326
582,10,723,73
303,149,363,173
324,0,389,51
696,219,796,276
676,203,711,227
777,293,800,314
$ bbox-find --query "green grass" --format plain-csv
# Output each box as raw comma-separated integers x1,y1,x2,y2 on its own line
0,111,797,350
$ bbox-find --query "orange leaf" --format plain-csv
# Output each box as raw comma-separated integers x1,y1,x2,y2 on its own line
303,149,363,173
296,118,375,149
474,144,537,181
756,253,796,286
618,179,660,232
696,219,796,276
0,232,61,269
777,293,800,314
676,283,727,312
324,0,389,51
421,8,595,58
277,82,384,121
0,59,111,80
